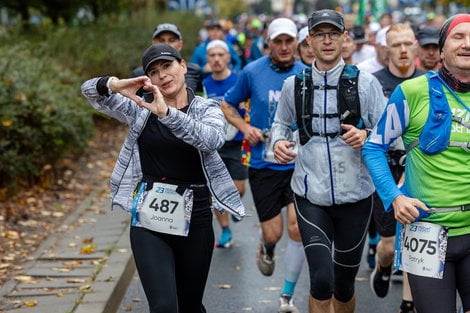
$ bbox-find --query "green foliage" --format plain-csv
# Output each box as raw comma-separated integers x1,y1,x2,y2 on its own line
0,44,93,189
0,9,203,192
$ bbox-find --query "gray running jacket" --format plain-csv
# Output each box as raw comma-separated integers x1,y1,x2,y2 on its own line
81,77,245,219
271,59,387,206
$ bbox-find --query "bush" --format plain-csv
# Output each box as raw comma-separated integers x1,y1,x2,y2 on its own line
0,9,203,193
0,44,93,191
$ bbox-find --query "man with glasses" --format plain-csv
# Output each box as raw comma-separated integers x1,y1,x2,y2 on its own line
272,9,386,313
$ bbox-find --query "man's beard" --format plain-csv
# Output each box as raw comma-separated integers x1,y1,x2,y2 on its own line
398,63,411,75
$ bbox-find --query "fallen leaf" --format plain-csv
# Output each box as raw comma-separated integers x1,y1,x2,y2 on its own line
23,300,38,307
52,267,71,272
66,279,86,283
82,237,94,244
104,276,114,282
217,284,232,289
355,276,367,281
123,305,133,311
4,230,19,239
116,248,128,253
132,297,142,302
68,242,77,248
79,284,91,292
0,263,11,269
80,244,96,254
235,265,241,270
52,212,64,218
14,276,38,284
56,292,64,297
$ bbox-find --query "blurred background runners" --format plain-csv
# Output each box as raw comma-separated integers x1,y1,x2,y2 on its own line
202,39,247,249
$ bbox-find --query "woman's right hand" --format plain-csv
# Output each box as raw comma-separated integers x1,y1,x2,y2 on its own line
108,76,150,104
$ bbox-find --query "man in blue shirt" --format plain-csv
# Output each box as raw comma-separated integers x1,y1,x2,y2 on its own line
191,20,242,75
223,17,306,313
202,40,246,249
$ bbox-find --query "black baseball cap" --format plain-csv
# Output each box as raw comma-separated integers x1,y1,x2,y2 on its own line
308,9,345,32
142,44,182,74
417,26,439,46
152,23,182,39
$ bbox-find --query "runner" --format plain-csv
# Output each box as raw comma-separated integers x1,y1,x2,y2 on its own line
363,13,470,313
297,26,315,66
223,17,306,313
81,44,245,313
191,20,242,75
131,23,202,93
369,23,425,313
202,40,247,248
272,10,386,313
415,26,441,72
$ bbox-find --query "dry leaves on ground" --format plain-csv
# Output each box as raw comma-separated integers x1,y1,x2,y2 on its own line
0,119,127,289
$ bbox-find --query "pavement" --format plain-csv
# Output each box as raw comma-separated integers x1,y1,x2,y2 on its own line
0,187,136,313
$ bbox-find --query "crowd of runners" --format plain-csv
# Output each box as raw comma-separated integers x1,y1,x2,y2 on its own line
81,8,470,313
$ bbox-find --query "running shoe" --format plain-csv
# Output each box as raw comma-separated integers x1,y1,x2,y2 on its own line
256,241,275,276
398,300,416,313
279,294,299,313
370,257,392,298
231,214,241,223
215,228,232,248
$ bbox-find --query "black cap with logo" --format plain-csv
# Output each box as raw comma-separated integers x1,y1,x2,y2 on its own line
308,9,345,32
142,44,182,74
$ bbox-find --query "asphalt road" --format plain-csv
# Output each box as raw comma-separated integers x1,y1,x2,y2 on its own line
118,184,405,313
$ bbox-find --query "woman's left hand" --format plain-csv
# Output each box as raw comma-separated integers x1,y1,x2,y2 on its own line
139,82,169,118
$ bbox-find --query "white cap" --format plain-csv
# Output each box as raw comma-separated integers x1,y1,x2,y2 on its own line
206,39,229,53
267,18,297,40
368,22,381,34
376,25,390,46
298,26,308,44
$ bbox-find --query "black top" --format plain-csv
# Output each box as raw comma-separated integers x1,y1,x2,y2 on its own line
373,67,425,99
138,105,206,186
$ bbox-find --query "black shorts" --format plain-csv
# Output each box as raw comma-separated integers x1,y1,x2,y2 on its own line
371,159,404,238
372,192,396,237
218,141,248,180
248,167,294,222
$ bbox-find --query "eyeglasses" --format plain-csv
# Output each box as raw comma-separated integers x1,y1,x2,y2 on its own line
311,31,342,41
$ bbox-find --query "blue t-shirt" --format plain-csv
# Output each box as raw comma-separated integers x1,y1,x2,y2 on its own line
224,55,307,170
203,72,244,142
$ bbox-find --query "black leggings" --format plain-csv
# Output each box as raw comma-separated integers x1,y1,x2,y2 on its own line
294,195,372,302
408,233,470,313
130,209,214,313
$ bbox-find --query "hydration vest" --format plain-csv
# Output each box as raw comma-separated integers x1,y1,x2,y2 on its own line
406,71,470,154
294,65,363,145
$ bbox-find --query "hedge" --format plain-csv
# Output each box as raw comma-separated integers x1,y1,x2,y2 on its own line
0,9,203,193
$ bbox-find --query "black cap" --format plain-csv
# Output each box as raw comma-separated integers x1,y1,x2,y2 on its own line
352,25,367,43
142,44,182,74
308,10,345,32
207,20,222,29
417,26,439,46
152,23,182,39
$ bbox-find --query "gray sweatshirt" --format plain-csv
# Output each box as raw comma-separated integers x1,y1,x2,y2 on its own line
271,59,387,206
81,77,245,219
